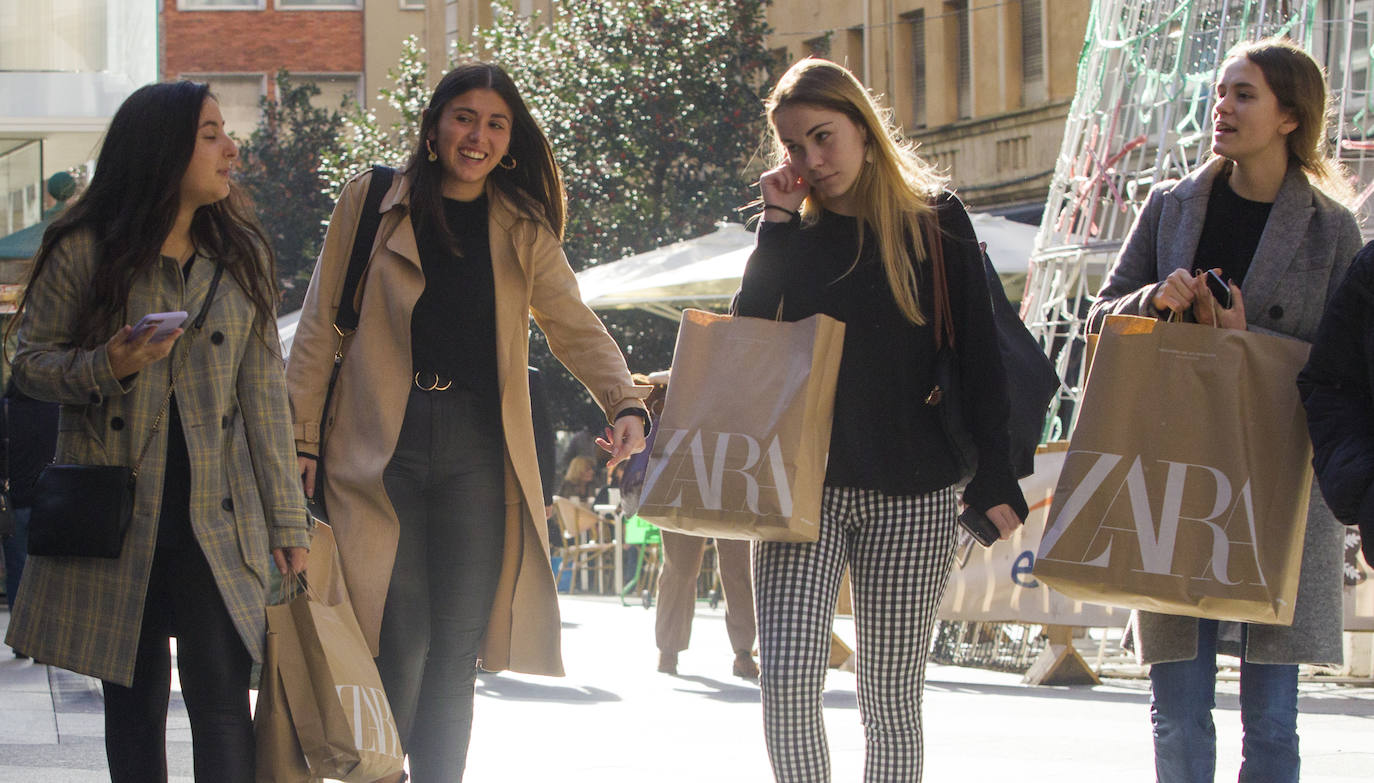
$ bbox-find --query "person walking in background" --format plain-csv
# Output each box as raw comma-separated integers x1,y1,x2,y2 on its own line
560,455,599,503
1,380,59,647
1088,38,1360,783
655,532,758,679
286,61,649,782
1299,241,1374,585
735,58,1027,782
3,80,310,782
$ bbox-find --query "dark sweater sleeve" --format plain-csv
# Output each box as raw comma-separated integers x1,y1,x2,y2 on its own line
938,197,1029,519
736,218,800,319
1298,243,1374,530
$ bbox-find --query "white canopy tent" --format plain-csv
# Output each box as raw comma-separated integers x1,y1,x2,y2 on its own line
573,214,1039,320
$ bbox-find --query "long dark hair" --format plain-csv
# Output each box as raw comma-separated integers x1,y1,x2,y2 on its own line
17,80,279,349
404,61,566,241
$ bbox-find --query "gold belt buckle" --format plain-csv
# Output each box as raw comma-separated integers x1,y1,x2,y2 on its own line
414,371,452,392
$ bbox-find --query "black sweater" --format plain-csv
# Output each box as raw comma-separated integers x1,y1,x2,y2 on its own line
736,194,1027,517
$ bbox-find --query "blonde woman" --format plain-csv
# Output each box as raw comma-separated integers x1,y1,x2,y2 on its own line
735,58,1027,782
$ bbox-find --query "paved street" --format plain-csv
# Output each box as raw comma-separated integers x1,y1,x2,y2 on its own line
3,595,1373,782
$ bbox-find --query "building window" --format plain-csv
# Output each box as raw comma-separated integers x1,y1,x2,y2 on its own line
285,73,363,111
184,74,267,137
1021,0,1047,105
996,136,1031,171
0,141,43,239
276,0,360,8
951,0,971,119
178,0,265,9
804,34,831,59
930,148,958,179
399,0,424,7
904,10,927,129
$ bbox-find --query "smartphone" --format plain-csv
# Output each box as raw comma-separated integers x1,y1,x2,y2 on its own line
130,311,189,343
1204,270,1232,309
957,506,1002,548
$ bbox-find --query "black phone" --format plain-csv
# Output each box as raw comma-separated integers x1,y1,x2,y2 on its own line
1204,270,1232,309
957,506,1001,547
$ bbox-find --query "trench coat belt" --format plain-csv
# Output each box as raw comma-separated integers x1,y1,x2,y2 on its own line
413,370,454,392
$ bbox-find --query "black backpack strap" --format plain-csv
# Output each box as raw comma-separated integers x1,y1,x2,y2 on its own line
335,165,395,334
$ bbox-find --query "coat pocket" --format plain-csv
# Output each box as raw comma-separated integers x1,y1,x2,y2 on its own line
224,413,271,581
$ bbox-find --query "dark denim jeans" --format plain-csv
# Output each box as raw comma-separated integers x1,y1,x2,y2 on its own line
1149,618,1299,783
378,386,505,783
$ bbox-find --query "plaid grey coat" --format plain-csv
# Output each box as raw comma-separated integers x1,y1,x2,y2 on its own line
4,229,311,687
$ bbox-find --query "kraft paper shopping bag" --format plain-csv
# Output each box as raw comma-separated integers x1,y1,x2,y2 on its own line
638,309,844,542
1033,315,1311,624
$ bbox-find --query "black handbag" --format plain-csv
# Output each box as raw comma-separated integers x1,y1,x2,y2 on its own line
27,262,224,558
923,209,1060,487
308,165,394,524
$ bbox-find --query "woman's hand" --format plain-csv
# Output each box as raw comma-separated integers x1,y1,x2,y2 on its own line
273,546,309,577
1149,268,1199,316
984,503,1022,540
1191,270,1248,331
598,416,646,469
298,455,318,499
106,324,183,379
758,160,807,221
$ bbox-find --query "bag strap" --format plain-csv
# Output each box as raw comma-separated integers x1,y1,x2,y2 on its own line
316,165,395,460
130,261,225,481
335,165,395,336
925,209,955,351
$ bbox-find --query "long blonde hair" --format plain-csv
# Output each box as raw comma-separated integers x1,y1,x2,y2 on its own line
766,58,948,325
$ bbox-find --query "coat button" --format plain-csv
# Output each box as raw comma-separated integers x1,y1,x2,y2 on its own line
110,416,125,431
1269,304,1284,320
222,498,234,512
88,391,102,405
211,331,225,345
222,415,230,429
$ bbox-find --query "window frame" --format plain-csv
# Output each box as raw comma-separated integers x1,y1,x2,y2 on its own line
274,0,362,10
176,0,266,11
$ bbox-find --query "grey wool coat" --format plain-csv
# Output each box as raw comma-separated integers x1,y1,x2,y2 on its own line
4,230,311,687
1087,157,1362,665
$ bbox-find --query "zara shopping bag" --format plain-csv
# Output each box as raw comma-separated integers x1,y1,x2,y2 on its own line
1033,315,1312,624
264,524,403,782
637,309,844,542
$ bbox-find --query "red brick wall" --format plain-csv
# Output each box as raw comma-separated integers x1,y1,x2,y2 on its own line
161,0,363,86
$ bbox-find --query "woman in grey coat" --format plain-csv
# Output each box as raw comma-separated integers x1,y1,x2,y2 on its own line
1087,39,1360,783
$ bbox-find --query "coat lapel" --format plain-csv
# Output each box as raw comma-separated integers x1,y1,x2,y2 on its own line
380,173,421,270
1241,164,1315,307
1161,157,1225,274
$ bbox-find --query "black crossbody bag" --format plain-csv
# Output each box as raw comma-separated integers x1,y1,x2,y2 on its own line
307,165,395,524
27,262,224,558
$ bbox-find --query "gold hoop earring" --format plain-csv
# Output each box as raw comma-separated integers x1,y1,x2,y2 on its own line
499,154,517,170
426,138,438,163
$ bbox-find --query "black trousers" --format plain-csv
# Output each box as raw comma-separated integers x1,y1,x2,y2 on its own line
378,386,506,783
103,540,254,783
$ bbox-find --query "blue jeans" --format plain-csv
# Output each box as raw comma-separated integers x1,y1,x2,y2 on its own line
1149,618,1299,783
3,506,29,612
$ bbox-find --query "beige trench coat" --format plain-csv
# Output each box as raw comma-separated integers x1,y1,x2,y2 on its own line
286,169,648,675
5,232,311,686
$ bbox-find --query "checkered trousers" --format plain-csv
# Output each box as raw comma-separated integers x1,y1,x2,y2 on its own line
754,485,959,783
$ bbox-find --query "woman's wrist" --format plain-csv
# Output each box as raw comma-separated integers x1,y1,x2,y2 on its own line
762,203,800,223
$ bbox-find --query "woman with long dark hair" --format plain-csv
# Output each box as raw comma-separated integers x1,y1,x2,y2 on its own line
1089,38,1361,781
3,80,309,781
286,61,649,781
736,58,1027,782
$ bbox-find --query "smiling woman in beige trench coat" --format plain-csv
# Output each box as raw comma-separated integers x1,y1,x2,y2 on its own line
286,62,649,783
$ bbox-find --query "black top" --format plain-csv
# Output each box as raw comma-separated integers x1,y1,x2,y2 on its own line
1193,172,1273,285
736,194,1025,515
411,195,499,405
158,256,195,550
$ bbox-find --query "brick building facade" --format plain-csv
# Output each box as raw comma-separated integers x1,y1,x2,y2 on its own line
160,0,366,138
